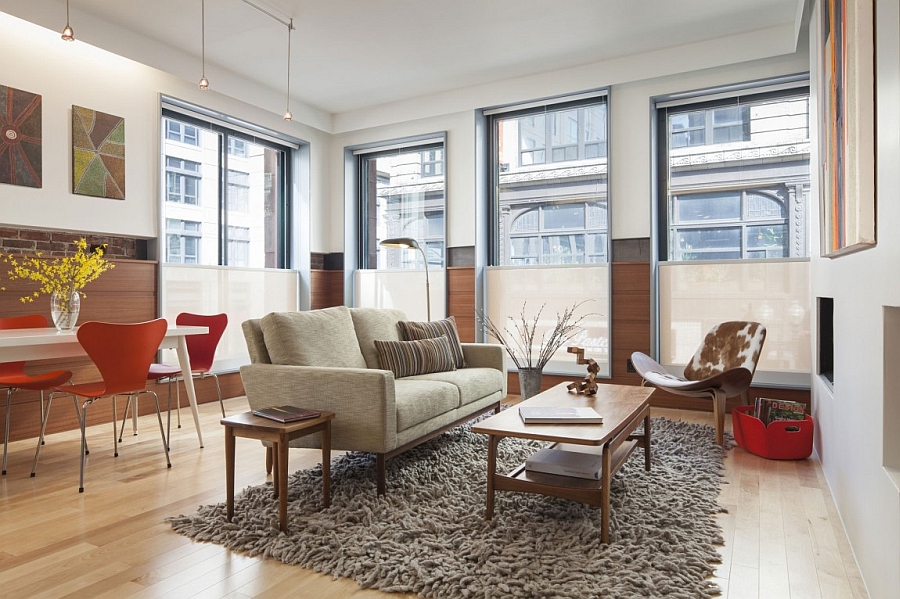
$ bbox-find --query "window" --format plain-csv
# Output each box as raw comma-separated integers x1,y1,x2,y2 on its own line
357,139,446,270
658,89,811,261
491,96,609,266
166,218,201,264
226,169,250,213
166,121,199,146
484,93,610,378
228,137,248,157
161,111,292,268
165,157,201,205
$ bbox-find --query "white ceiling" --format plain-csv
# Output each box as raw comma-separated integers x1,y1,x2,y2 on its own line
3,0,805,115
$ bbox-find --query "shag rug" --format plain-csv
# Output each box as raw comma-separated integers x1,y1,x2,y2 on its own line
170,417,730,598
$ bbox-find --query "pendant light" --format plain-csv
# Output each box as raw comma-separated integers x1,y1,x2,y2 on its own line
283,19,293,121
198,0,210,90
61,0,75,42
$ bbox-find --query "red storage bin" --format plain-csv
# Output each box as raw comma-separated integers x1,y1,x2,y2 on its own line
731,405,814,460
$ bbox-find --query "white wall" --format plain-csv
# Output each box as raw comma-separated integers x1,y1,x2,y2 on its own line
0,11,332,252
809,0,900,596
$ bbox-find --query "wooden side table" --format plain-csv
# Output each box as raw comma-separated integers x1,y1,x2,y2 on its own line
222,410,335,533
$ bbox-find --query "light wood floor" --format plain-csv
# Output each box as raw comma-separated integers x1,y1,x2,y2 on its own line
0,397,867,598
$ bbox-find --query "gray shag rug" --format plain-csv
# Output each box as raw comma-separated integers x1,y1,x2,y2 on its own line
170,417,730,598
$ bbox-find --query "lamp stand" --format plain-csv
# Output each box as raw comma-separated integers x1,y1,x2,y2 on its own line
417,246,431,321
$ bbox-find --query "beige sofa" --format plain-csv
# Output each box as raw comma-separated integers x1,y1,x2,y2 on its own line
240,306,506,494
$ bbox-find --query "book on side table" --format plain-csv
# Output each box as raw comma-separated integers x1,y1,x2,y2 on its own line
252,405,322,423
519,406,603,424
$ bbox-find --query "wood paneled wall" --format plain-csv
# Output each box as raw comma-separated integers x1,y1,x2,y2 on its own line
310,270,344,309
447,267,476,343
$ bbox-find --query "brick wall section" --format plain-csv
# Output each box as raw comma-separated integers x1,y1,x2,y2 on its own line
0,226,142,259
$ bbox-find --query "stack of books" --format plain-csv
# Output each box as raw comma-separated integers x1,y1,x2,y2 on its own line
525,447,603,480
753,397,806,427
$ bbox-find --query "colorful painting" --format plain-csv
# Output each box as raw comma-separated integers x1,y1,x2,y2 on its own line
0,85,42,188
818,0,875,257
72,105,125,199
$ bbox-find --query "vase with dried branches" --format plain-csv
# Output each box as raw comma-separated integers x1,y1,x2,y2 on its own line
476,301,594,399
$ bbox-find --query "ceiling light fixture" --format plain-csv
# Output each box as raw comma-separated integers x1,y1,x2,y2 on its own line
283,19,293,121
198,0,209,90
61,0,75,42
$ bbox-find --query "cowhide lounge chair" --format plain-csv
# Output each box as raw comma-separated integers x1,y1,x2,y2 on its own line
631,321,767,446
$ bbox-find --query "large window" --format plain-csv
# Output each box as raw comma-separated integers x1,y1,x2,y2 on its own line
657,89,811,261
654,82,812,385
357,139,446,270
485,93,610,376
161,110,291,268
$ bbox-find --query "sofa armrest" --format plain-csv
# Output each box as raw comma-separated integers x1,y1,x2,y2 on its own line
460,343,507,397
239,363,398,453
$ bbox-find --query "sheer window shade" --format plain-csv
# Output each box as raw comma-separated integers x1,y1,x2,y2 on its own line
658,260,810,387
485,265,609,376
160,264,300,372
354,269,446,322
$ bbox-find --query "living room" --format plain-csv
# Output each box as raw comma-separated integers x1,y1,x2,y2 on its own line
0,0,896,597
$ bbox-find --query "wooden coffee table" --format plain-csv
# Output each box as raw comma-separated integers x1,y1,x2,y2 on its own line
222,410,334,533
472,382,654,543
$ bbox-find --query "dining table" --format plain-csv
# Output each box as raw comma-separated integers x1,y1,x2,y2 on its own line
0,324,210,447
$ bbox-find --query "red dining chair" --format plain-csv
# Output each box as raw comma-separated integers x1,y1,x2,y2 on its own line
45,319,171,492
120,313,228,446
0,315,72,476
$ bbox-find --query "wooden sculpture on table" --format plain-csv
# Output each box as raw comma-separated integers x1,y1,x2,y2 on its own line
566,346,599,395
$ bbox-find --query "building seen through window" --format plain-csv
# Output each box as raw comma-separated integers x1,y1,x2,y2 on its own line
492,97,609,266
358,141,445,269
161,112,289,267
660,90,811,260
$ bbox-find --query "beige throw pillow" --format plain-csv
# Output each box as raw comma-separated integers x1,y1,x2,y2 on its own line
260,306,367,368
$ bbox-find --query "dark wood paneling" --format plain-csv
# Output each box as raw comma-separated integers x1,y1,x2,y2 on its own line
447,267,475,342
310,270,344,309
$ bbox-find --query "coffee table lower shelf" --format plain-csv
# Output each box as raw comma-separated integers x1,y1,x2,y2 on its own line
499,438,641,505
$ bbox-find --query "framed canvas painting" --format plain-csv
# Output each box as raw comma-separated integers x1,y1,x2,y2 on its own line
818,0,876,257
0,85,42,188
72,105,125,199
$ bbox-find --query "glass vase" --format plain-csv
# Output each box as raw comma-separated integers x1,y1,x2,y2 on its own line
518,367,543,400
50,290,81,331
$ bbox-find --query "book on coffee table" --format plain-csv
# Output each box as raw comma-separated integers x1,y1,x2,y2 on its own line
525,447,603,480
519,406,603,424
252,405,321,423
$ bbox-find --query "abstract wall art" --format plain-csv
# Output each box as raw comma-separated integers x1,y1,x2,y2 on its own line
0,85,42,188
818,0,876,257
72,105,125,199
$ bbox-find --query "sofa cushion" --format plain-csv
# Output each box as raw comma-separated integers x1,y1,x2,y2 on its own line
374,336,457,379
350,308,406,369
398,316,466,368
408,367,505,406
259,306,367,368
394,379,460,431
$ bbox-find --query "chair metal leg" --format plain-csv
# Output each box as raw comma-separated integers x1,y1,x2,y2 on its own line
78,400,89,493
165,379,172,451
210,373,225,417
112,396,119,458
3,387,13,475
175,379,181,428
31,392,56,477
118,395,132,444
131,395,139,436
146,390,171,468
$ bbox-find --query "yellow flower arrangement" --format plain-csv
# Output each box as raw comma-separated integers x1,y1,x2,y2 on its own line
1,238,115,303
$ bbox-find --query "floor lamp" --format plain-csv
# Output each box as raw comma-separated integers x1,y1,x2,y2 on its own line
379,237,430,321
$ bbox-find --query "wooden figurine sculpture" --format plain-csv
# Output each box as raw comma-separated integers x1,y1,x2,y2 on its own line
566,346,599,395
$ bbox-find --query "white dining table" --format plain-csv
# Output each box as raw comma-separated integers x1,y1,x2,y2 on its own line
0,325,209,447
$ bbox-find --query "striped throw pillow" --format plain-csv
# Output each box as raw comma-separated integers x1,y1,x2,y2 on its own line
398,316,466,368
374,335,458,378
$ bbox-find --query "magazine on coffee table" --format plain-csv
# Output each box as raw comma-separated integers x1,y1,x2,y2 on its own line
525,447,603,479
518,406,603,424
252,405,321,423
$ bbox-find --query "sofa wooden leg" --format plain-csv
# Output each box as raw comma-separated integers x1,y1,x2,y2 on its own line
266,446,273,475
376,453,386,495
